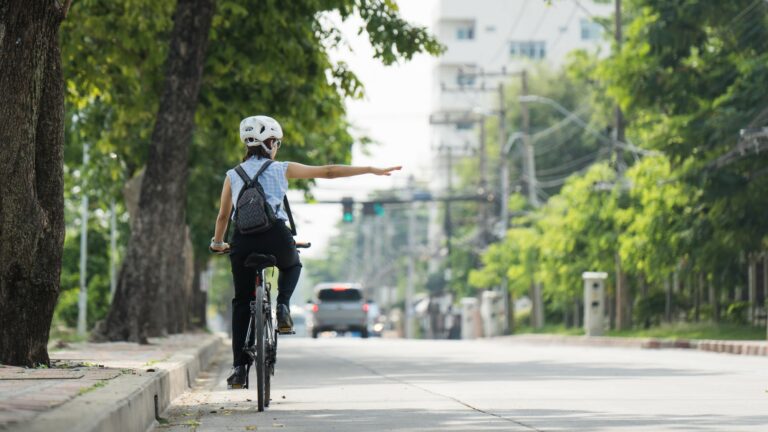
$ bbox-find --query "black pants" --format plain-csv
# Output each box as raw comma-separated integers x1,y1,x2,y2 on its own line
229,223,301,367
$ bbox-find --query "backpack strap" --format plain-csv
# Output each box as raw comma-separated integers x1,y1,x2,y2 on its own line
233,165,250,185
254,159,274,181
235,160,274,187
283,195,297,236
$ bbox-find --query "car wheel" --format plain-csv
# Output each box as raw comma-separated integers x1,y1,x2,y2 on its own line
361,328,369,339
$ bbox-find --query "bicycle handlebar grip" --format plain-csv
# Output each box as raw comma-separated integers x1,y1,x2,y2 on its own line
296,242,311,249
209,246,230,255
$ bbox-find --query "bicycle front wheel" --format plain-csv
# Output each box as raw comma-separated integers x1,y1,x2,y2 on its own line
255,283,266,412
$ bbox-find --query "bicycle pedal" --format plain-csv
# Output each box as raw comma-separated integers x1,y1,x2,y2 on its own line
277,328,295,335
228,384,244,390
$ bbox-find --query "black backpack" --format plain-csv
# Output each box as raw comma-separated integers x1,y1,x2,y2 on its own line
232,160,298,236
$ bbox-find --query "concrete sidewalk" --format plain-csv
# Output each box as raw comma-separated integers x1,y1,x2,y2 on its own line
0,332,223,432
498,334,768,356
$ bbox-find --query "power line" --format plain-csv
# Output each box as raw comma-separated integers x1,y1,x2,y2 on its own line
535,147,604,177
485,0,530,64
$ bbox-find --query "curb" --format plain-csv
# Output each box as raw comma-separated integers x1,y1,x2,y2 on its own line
499,334,768,357
10,334,224,432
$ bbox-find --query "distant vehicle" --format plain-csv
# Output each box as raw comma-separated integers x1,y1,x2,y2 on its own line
309,283,369,338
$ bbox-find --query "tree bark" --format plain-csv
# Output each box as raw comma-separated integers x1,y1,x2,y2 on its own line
93,0,215,343
189,258,208,330
0,1,68,366
695,272,703,322
709,275,719,323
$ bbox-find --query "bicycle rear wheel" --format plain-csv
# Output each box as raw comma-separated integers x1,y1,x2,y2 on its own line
255,282,266,412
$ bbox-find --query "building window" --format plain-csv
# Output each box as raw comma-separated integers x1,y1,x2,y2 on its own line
456,73,476,87
456,25,475,40
509,41,546,60
580,18,603,41
455,122,474,131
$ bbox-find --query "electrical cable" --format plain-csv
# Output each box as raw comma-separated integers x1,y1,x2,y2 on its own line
485,0,530,65
535,148,604,176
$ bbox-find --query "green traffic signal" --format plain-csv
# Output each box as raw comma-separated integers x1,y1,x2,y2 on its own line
341,196,354,223
373,202,384,216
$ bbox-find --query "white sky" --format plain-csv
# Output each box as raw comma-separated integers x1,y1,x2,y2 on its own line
291,0,438,258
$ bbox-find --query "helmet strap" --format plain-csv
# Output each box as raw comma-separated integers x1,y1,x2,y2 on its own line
258,142,274,159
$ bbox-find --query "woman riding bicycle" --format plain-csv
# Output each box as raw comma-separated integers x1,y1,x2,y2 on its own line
209,115,400,388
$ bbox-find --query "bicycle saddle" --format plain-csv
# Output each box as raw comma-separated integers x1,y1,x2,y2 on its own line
244,253,277,270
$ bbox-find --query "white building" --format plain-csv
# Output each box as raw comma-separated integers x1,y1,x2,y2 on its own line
427,0,612,263
431,0,612,157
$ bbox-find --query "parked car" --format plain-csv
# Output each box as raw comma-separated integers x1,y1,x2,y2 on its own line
309,283,368,338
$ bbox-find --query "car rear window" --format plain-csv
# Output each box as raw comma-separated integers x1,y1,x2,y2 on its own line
317,288,362,301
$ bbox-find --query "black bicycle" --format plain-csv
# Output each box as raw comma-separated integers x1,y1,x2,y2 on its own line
214,242,310,411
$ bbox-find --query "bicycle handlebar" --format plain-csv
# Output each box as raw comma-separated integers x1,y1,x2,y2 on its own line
209,241,311,254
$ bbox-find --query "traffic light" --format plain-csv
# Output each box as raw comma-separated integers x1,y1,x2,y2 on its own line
362,202,384,217
341,197,354,223
373,202,384,216
362,202,375,217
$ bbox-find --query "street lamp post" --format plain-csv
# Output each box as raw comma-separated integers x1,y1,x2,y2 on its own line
77,142,89,336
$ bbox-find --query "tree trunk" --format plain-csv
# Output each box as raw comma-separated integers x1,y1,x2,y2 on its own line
170,225,195,333
573,297,581,328
0,1,69,366
189,258,208,330
748,254,757,325
93,0,215,343
664,277,672,322
695,272,703,322
615,252,626,330
709,275,719,323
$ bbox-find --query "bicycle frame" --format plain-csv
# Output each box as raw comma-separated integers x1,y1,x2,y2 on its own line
241,267,276,411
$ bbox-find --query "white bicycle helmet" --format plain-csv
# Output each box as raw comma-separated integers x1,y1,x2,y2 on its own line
239,115,283,153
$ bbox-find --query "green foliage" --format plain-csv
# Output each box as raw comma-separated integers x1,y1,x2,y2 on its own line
607,322,765,341
469,0,768,338
53,224,116,330
724,301,751,326
58,0,443,330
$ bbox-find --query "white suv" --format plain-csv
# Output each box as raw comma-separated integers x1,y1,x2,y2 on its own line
309,283,368,338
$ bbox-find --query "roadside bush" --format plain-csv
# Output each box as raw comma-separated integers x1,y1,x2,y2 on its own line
724,301,750,325
633,290,667,327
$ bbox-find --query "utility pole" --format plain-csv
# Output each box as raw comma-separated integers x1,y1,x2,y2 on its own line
445,146,453,257
405,176,417,339
613,0,628,331
478,116,489,245
517,71,543,328
520,70,539,208
437,68,534,334
77,142,89,336
614,0,625,177
496,81,514,335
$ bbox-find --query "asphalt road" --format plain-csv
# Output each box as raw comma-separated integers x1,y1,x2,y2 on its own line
155,336,768,432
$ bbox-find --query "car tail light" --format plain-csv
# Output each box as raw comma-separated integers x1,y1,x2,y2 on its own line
362,304,369,313
311,304,319,313
331,286,348,291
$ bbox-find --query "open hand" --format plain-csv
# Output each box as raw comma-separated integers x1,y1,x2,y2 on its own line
371,166,402,176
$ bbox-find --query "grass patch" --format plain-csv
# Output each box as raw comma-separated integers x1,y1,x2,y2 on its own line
514,324,585,336
607,322,766,340
512,322,765,340
78,380,108,396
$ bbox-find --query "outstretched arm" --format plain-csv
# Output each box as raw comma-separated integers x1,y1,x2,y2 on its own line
286,162,401,179
211,176,232,251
